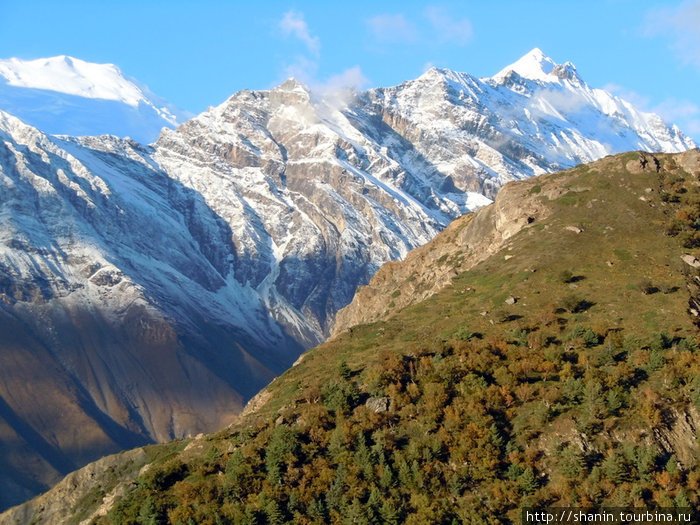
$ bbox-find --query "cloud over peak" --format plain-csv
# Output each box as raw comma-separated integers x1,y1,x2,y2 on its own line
279,10,321,56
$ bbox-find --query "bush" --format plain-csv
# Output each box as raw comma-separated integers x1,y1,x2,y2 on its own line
453,327,473,341
322,379,360,412
637,280,659,295
562,295,592,313
140,459,187,491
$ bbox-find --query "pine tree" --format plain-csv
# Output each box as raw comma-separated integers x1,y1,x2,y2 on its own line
367,488,382,524
634,446,657,481
137,497,161,525
326,465,347,512
410,459,424,489
489,423,504,450
379,463,395,489
674,490,691,508
338,360,352,380
308,498,327,524
397,458,412,487
606,389,623,415
380,499,401,525
242,505,259,525
287,492,299,516
560,445,585,479
354,431,374,480
602,452,630,485
448,473,464,498
507,463,524,481
264,499,284,525
343,498,370,525
518,467,538,494
265,426,299,485
666,454,680,476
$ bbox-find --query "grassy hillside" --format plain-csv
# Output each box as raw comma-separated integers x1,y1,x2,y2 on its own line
6,150,700,524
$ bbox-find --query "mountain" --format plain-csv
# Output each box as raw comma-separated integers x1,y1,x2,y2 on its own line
153,48,694,343
0,56,187,143
5,149,699,524
0,49,696,510
0,110,303,510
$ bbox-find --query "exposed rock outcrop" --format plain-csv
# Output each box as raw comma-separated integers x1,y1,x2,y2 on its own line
1,448,148,525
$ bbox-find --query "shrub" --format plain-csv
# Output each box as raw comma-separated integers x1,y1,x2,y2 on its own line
637,280,658,295
453,327,473,341
560,270,574,283
562,295,592,313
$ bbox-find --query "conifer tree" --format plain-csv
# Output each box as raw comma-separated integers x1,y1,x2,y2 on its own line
518,467,538,494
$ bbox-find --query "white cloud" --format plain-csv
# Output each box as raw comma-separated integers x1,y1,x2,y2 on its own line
282,55,319,85
652,98,700,138
653,98,699,122
644,0,700,67
366,9,473,50
424,6,472,46
316,67,369,109
321,66,369,93
279,10,320,56
366,14,419,44
685,119,700,136
276,10,368,108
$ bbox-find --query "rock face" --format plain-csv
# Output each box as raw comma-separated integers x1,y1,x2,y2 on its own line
0,49,696,510
0,111,302,510
0,447,148,525
154,49,694,344
153,79,456,345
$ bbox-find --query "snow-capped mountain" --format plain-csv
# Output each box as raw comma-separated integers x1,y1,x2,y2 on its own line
0,48,695,509
0,56,187,143
361,47,693,201
153,48,693,343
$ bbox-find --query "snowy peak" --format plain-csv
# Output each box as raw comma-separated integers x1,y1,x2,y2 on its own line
0,56,147,107
0,56,187,143
417,66,450,81
417,66,478,85
276,77,311,94
492,48,581,84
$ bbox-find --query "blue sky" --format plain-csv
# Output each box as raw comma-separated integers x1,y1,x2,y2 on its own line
1,0,699,141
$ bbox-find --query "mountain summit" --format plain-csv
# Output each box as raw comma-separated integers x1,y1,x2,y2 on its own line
0,56,187,142
493,47,567,81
